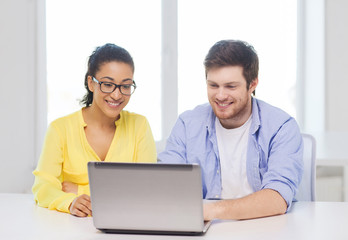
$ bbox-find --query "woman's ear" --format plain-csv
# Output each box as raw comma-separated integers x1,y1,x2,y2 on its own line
87,76,94,92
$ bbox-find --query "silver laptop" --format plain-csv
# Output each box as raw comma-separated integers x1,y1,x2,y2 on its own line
87,162,211,235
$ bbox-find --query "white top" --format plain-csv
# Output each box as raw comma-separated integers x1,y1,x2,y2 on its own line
2,194,348,240
215,116,253,199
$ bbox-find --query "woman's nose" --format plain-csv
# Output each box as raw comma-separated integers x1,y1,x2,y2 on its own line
111,87,123,99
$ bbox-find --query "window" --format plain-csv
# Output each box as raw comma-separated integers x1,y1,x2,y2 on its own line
178,0,297,118
47,0,297,144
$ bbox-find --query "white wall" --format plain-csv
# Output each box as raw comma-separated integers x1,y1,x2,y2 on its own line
0,0,35,192
0,0,347,193
325,0,348,131
0,0,46,193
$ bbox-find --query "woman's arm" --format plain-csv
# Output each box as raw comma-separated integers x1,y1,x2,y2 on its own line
32,123,77,213
134,117,157,163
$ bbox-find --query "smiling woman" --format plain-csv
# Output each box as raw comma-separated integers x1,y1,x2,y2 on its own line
32,43,157,217
46,0,161,140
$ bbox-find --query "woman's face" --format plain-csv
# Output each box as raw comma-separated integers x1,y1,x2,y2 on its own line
87,61,134,120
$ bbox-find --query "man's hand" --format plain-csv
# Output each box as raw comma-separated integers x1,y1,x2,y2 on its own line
203,202,217,221
203,189,287,220
69,194,92,217
62,181,78,194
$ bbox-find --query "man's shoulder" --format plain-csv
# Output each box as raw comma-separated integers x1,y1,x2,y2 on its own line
174,103,213,134
253,98,300,136
179,103,213,123
254,98,292,121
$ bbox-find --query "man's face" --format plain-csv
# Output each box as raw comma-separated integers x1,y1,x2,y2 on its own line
206,65,258,129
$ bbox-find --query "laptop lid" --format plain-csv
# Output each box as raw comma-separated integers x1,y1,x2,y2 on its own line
88,162,211,235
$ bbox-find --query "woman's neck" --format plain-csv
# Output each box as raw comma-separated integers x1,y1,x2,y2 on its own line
82,105,119,129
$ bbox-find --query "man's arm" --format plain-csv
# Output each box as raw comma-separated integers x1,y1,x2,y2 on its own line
204,189,287,220
203,117,302,221
158,116,187,164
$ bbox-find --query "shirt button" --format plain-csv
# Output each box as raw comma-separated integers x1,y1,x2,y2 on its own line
215,195,219,198
217,170,220,174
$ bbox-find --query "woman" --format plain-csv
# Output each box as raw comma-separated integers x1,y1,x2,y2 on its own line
32,43,157,217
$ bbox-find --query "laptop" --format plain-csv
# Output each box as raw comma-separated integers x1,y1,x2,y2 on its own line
87,162,212,235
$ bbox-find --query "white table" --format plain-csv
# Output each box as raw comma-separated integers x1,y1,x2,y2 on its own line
1,193,348,240
310,131,348,200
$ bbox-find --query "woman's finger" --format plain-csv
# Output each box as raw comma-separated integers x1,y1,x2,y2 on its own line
70,195,92,216
71,206,88,217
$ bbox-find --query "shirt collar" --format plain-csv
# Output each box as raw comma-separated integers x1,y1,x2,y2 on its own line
115,111,123,127
250,97,261,134
206,105,216,135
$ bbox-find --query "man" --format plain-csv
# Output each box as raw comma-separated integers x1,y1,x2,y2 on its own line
158,40,303,220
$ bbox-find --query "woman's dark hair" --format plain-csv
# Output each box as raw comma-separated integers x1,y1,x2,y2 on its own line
204,40,258,95
80,43,134,107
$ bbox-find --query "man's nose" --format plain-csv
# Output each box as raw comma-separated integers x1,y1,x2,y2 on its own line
216,87,228,100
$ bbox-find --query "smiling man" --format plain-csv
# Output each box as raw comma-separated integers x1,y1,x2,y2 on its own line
158,40,303,220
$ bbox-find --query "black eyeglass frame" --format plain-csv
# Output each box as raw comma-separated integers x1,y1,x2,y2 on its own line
92,77,137,96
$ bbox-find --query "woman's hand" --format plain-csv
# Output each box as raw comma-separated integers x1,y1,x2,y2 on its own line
62,181,78,194
69,194,92,217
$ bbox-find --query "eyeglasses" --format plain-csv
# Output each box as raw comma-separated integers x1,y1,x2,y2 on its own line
92,77,136,96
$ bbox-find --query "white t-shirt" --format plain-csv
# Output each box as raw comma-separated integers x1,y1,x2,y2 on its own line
215,116,254,199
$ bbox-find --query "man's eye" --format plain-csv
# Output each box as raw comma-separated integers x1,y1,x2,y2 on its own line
226,85,236,89
209,84,218,88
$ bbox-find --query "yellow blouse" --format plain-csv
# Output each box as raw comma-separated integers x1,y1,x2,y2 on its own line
32,109,157,213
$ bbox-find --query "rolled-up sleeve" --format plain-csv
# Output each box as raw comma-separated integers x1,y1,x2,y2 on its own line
261,118,304,211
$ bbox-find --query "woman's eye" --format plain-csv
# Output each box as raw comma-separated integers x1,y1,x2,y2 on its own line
122,85,131,89
103,83,114,88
